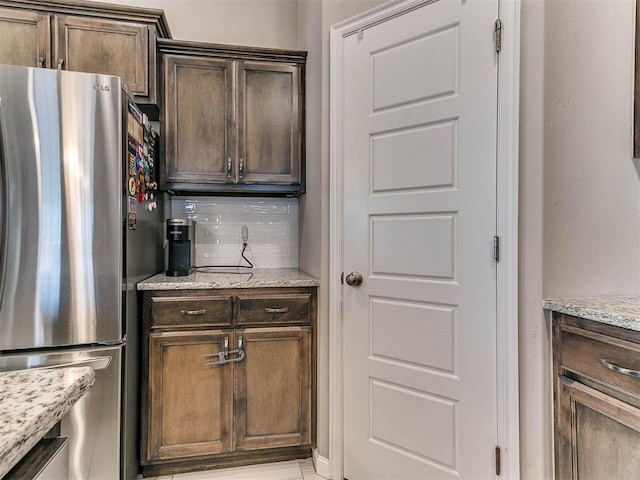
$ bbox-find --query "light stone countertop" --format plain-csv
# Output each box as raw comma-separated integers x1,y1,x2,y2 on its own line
138,268,320,291
0,367,95,478
543,296,640,332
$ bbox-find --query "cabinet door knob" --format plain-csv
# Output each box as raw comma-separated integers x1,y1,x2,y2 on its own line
57,58,64,70
204,336,230,366
38,56,44,68
225,335,245,364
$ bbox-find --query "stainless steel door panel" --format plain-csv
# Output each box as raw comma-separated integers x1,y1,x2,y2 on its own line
0,345,122,480
0,97,9,312
0,65,123,350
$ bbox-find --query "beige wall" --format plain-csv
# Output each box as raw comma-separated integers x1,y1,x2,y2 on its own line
542,0,639,295
519,0,552,477
520,0,640,478
297,0,327,456
91,0,299,48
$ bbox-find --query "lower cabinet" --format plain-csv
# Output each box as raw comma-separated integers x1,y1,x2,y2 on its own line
236,328,311,451
147,330,234,461
553,314,640,479
556,376,640,480
141,287,316,476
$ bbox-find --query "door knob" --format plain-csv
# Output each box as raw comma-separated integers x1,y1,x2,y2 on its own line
345,271,363,287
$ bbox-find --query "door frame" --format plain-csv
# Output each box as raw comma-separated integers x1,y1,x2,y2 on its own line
328,0,521,478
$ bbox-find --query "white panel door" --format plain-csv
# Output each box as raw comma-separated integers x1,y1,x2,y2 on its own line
342,0,499,478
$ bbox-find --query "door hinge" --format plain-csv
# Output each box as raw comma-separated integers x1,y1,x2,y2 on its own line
493,236,500,262
341,272,344,284
494,18,502,53
495,446,502,476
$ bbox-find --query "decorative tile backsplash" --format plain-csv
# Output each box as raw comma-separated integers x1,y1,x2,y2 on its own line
171,197,298,269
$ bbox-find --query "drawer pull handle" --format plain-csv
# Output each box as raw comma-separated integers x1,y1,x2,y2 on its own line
265,307,289,314
600,358,640,379
181,309,206,316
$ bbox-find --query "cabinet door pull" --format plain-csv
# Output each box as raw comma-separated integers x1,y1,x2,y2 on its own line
265,307,289,314
600,358,640,379
57,58,64,70
226,158,232,179
204,336,229,366
239,158,244,178
225,335,245,364
181,309,206,316
38,57,44,68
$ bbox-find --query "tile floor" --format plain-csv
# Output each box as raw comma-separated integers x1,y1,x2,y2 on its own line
144,459,325,480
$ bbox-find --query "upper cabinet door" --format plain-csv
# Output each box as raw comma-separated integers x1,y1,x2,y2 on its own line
54,14,149,97
162,54,235,186
0,8,49,68
238,61,301,186
157,39,306,195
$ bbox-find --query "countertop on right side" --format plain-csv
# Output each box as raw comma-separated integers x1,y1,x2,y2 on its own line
544,296,640,332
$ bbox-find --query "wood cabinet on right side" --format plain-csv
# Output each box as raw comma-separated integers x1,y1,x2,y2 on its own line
553,314,640,479
158,39,306,196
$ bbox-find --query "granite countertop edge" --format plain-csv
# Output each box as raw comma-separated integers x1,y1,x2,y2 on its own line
0,367,95,478
138,268,320,291
544,296,640,332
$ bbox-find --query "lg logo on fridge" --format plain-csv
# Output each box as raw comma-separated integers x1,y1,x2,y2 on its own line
93,84,110,92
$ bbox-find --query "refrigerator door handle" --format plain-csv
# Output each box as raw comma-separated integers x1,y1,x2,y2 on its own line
0,98,8,311
39,356,113,372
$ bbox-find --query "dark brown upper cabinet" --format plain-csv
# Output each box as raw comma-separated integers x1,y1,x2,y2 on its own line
0,0,171,118
158,39,306,196
0,8,50,68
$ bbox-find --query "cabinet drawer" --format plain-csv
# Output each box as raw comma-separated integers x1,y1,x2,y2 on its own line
561,328,640,397
150,295,233,328
236,294,312,326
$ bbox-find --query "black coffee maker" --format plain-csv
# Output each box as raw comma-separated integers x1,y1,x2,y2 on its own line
166,219,196,276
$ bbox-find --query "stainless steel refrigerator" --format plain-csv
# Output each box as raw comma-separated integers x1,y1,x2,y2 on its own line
0,64,164,479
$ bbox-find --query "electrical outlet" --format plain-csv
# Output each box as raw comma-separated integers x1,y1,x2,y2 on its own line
240,226,249,249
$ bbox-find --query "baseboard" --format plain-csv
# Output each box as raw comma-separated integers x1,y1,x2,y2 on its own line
312,449,330,479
